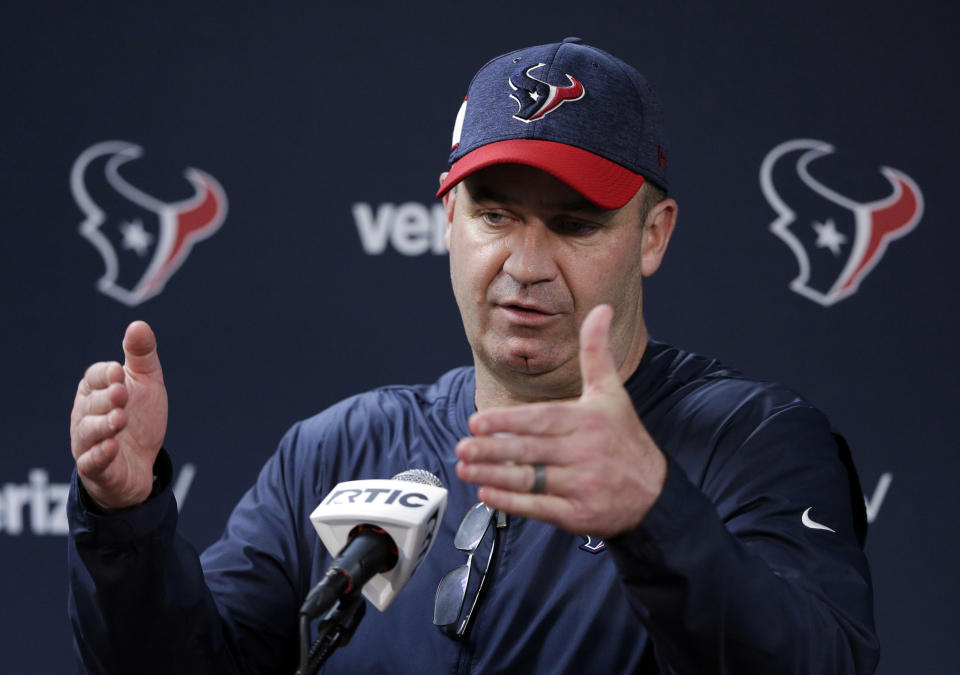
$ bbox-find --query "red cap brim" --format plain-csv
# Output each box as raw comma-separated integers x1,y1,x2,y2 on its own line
435,139,645,210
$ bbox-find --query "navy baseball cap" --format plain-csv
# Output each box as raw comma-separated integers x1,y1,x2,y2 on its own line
436,37,669,210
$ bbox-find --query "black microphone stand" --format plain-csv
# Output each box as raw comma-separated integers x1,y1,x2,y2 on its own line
295,591,367,675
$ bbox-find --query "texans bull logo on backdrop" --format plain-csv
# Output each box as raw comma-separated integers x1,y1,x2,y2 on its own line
71,140,227,307
760,139,923,306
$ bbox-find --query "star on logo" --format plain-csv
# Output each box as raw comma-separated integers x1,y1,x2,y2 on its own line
119,219,154,257
811,218,847,256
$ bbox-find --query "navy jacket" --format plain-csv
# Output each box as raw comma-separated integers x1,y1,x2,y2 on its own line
68,341,879,673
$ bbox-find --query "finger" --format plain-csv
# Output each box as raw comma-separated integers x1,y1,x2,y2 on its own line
578,304,620,397
72,409,127,455
76,437,120,479
463,460,577,496
78,361,124,396
456,434,560,465
457,460,529,492
123,321,162,377
457,459,542,493
462,461,575,497
469,402,577,437
477,485,572,526
75,382,128,418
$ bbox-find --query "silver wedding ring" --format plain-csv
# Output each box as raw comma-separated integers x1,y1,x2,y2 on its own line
531,463,547,494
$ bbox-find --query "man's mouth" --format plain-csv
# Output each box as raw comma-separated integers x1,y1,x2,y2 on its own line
496,302,560,325
504,302,552,314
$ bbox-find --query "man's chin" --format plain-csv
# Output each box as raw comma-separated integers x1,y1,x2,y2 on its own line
489,341,563,374
500,353,559,376
487,348,582,395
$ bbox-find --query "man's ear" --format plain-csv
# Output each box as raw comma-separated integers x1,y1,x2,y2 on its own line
439,172,456,248
640,197,678,278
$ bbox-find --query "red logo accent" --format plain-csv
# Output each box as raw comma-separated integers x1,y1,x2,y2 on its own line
837,170,920,294
143,170,227,296
526,75,585,121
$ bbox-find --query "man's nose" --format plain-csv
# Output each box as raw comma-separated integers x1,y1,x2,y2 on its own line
502,223,558,285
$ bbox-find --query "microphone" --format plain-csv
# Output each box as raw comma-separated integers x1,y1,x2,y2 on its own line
302,469,447,617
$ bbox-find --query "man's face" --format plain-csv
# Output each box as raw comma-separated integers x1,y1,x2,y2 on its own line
444,164,673,402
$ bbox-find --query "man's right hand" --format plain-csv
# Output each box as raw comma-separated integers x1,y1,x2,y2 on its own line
69,321,168,511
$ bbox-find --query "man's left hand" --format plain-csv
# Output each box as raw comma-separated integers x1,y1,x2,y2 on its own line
455,304,668,538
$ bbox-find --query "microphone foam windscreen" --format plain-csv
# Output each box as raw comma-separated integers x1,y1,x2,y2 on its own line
391,469,444,489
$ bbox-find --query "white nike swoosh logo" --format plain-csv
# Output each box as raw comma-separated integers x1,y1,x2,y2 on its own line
802,507,836,533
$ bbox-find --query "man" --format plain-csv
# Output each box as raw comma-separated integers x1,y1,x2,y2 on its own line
68,38,879,673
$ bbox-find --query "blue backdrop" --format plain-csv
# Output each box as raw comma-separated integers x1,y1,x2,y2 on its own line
1,2,957,672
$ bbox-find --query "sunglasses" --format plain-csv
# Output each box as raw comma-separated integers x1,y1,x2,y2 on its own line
433,502,505,638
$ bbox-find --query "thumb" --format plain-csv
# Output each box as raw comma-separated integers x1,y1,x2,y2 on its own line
122,320,163,377
579,304,621,397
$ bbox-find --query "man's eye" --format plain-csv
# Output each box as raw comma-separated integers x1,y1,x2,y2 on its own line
481,212,508,225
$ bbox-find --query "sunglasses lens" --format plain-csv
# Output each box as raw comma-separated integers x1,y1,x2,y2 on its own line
433,564,470,627
454,502,494,551
435,502,500,637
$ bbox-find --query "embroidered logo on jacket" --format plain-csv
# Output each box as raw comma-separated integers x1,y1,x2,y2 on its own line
579,535,606,554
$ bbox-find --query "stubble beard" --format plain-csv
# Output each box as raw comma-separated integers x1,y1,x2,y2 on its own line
471,319,585,407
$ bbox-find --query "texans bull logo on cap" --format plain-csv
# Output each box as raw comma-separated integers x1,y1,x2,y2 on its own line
71,140,227,307
761,138,923,307
508,63,585,122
